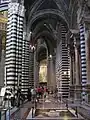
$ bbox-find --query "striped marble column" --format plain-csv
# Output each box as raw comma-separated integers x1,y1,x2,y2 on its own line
69,50,75,99
56,23,69,98
29,50,34,88
60,23,70,98
16,4,24,90
5,2,24,92
84,26,90,103
21,32,30,95
79,23,87,101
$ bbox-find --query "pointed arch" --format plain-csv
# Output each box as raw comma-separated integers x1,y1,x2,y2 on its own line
28,0,46,23
28,9,68,31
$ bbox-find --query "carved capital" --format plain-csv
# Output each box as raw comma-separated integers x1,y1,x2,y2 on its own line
8,3,25,17
18,5,25,16
77,0,90,24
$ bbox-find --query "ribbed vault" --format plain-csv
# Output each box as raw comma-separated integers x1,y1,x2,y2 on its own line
24,0,78,63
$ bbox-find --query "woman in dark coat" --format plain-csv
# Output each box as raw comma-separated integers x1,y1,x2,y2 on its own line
27,88,31,101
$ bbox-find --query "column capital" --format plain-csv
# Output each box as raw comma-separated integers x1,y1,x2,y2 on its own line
66,29,79,45
70,29,79,41
29,49,34,53
67,29,80,55
8,2,25,16
70,29,79,34
73,33,80,53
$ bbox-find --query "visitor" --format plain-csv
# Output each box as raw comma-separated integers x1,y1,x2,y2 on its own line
31,88,36,102
27,88,31,101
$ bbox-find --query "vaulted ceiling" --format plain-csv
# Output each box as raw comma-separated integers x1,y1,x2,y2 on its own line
24,0,78,61
24,0,78,26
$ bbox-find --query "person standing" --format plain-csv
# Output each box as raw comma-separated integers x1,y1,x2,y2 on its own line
27,88,31,101
31,88,36,102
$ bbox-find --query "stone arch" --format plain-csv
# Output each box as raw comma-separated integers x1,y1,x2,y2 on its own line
36,45,47,62
33,31,56,56
28,9,69,32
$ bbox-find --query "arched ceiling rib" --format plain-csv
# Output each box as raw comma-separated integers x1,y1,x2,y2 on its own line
34,22,54,33
25,0,79,61
28,9,68,31
25,0,79,29
37,0,58,10
27,0,70,20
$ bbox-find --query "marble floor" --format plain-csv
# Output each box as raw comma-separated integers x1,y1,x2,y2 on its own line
7,95,85,120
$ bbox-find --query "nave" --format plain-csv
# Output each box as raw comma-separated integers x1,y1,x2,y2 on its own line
0,0,90,119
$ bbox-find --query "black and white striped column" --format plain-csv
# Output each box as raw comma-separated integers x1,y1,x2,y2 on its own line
79,23,87,100
29,50,34,88
61,23,70,98
21,32,30,95
5,2,24,92
16,4,24,90
56,23,69,98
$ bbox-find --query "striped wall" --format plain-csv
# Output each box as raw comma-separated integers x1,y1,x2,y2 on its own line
56,23,70,98
79,23,87,100
5,2,24,94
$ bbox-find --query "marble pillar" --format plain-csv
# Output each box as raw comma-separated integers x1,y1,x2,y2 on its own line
47,58,50,90
74,37,81,103
34,60,39,88
50,56,56,92
29,49,34,88
47,56,56,92
85,31,90,84
5,2,24,96
69,51,75,100
85,27,90,103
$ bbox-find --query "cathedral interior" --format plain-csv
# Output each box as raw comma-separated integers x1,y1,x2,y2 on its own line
0,0,90,119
